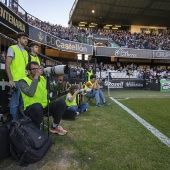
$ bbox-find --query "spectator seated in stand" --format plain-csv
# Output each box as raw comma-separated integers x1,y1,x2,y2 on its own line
0,51,6,63
9,0,170,49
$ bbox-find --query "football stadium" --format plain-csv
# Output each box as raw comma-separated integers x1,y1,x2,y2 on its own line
0,0,170,169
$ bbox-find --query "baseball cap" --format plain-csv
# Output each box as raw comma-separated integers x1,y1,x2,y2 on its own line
17,32,29,38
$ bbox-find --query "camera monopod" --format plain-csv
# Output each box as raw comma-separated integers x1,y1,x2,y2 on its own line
24,46,61,65
78,82,83,114
36,52,61,65
42,71,51,137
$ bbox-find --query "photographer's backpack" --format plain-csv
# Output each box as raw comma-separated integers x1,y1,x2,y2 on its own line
62,110,77,120
0,85,10,115
0,84,11,159
0,115,10,158
62,94,81,120
9,115,52,166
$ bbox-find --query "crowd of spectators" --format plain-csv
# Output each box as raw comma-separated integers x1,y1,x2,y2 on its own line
27,15,79,42
76,28,170,50
10,8,79,42
100,62,170,80
3,0,170,80
68,62,170,81
9,4,170,50
110,31,170,50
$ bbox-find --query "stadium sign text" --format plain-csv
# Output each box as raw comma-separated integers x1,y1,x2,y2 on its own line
125,82,143,87
0,6,25,32
115,48,137,58
104,81,124,88
154,51,170,58
160,80,170,92
44,35,88,52
56,40,87,53
29,25,93,55
93,34,108,43
95,47,153,59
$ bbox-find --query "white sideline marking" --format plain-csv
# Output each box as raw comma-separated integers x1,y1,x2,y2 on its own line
117,97,129,100
110,97,170,147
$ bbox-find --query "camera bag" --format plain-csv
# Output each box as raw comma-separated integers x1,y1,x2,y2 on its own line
0,85,10,114
0,119,10,158
9,117,52,166
62,110,77,120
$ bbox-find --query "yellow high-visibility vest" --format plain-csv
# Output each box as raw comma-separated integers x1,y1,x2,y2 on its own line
30,54,40,65
10,45,28,81
65,92,77,106
21,76,47,109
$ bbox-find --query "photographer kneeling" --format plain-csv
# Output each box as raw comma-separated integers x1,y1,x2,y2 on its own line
65,85,88,115
19,61,67,136
85,75,110,107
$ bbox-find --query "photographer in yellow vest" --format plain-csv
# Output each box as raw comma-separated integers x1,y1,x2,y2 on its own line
19,61,67,135
6,32,29,121
85,75,110,107
28,42,41,65
86,66,93,81
65,85,88,115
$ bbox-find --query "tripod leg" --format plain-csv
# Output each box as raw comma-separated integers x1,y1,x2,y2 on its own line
42,118,44,131
47,112,50,137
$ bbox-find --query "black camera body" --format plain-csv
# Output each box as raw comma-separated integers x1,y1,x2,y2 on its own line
79,89,93,94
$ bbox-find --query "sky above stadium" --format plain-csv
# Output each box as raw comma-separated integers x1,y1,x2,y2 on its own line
19,0,75,27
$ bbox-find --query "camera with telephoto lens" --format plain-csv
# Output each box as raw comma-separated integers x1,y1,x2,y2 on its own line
43,65,69,75
78,89,93,94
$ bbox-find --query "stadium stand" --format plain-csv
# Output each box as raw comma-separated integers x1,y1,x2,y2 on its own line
1,0,170,83
4,0,170,50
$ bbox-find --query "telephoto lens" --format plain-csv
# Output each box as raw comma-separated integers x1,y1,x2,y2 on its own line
44,65,69,75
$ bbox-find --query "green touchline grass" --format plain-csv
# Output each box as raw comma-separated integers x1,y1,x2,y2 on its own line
0,90,170,169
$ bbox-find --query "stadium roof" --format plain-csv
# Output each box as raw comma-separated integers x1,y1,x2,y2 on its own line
69,0,170,28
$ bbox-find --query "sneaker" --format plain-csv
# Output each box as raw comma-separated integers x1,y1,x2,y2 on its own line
50,125,67,135
96,104,103,107
76,111,80,116
84,109,88,112
104,101,110,105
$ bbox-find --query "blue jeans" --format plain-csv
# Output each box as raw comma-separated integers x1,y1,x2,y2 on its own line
85,89,106,105
67,103,89,113
10,81,23,120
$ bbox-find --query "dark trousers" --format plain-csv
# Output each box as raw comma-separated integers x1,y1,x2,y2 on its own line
24,99,66,127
